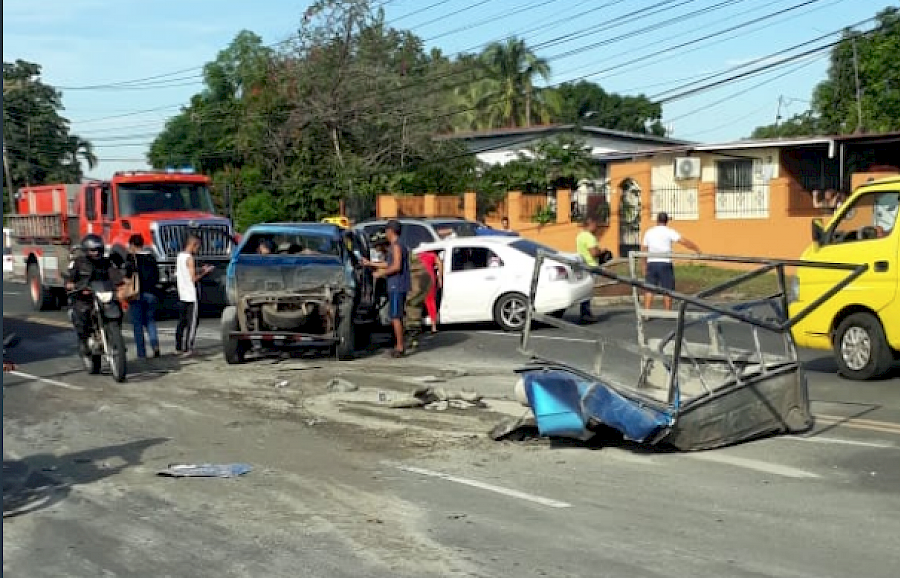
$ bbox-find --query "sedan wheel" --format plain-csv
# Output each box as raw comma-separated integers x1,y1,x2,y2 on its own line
494,292,529,332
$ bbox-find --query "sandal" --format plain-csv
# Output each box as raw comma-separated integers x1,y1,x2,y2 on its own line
387,349,405,358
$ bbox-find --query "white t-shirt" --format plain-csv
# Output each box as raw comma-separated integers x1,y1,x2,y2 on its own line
642,225,681,263
176,251,197,302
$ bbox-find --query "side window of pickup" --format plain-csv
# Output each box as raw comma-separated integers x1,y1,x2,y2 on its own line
828,191,899,244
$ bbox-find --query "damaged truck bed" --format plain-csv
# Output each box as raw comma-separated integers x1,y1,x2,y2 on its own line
501,252,866,451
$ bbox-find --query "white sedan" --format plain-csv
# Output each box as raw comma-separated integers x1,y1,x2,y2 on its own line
413,237,594,331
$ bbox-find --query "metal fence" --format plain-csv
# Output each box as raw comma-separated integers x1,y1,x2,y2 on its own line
715,184,770,219
650,186,699,220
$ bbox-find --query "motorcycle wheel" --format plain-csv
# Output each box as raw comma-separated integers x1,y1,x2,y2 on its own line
105,321,128,383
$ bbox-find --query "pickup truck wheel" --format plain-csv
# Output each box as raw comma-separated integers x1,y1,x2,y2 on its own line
833,313,893,380
27,264,53,311
335,301,355,361
493,292,529,332
221,305,246,364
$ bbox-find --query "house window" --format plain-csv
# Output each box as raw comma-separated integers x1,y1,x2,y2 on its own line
717,159,753,191
716,159,768,219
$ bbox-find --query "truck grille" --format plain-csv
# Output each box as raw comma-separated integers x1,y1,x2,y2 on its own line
156,223,232,259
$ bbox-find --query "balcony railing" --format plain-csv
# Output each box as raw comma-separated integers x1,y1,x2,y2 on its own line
651,186,699,220
715,185,770,219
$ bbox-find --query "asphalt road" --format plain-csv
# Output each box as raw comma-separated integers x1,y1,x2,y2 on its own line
3,280,900,578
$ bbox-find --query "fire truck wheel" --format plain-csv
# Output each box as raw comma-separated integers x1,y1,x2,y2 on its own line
27,264,53,312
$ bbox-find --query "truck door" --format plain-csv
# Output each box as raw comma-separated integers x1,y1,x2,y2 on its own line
82,184,101,237
813,189,899,340
99,183,116,242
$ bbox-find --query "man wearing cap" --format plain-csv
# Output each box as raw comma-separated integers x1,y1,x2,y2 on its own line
641,212,700,311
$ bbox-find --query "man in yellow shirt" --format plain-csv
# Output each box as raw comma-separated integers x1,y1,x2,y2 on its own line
576,215,607,323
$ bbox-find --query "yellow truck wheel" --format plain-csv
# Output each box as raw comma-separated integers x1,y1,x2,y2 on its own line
833,312,894,380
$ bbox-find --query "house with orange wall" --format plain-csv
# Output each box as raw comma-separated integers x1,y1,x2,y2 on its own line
376,131,899,263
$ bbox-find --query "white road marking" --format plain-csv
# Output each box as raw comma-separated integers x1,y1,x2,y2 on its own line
786,436,895,450
396,465,572,509
687,453,820,479
4,291,22,295
155,327,219,341
473,330,595,344
8,370,85,391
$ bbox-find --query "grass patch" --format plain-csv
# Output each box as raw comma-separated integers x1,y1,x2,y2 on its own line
594,262,788,300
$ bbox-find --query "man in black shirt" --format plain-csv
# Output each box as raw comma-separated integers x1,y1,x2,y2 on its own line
64,234,123,357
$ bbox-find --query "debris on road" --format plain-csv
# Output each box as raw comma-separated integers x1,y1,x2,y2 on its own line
502,251,859,451
157,463,253,478
386,385,487,412
489,415,540,442
327,377,359,393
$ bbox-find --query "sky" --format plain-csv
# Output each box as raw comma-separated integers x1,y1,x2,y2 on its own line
2,0,893,179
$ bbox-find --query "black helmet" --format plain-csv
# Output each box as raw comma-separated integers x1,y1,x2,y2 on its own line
81,234,105,258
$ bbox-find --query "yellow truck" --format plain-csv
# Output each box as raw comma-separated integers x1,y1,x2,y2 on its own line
790,176,899,380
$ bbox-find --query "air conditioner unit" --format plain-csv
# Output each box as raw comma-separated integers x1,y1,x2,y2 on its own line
674,157,701,180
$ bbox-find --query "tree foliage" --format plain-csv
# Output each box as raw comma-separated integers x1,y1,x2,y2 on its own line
2,59,96,204
146,0,666,228
750,6,899,138
545,81,666,135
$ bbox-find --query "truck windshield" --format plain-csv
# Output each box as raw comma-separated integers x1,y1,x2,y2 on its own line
118,183,215,216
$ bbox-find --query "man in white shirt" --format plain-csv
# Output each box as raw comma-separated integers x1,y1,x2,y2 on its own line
175,234,213,356
641,212,700,311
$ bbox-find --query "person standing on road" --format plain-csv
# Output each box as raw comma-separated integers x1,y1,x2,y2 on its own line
404,250,433,349
363,220,410,358
641,212,701,311
576,215,610,323
175,235,213,357
417,249,442,333
124,234,161,359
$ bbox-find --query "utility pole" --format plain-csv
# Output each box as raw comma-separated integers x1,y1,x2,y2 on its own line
3,142,15,213
775,95,785,127
851,36,864,133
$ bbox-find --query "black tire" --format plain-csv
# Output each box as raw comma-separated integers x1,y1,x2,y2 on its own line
550,309,567,319
221,305,247,365
105,321,127,383
27,264,52,312
335,300,355,361
493,292,530,332
833,312,893,381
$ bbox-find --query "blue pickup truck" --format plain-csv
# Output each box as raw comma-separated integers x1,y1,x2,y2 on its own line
221,223,383,363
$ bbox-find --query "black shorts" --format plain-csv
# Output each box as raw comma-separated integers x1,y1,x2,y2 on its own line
646,262,675,290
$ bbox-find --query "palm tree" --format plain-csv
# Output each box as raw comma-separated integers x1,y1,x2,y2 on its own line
480,38,551,128
67,136,97,173
452,78,501,131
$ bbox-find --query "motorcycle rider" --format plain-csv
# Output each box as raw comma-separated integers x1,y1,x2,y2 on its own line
64,234,123,356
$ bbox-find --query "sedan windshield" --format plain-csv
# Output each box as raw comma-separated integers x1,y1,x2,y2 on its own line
118,183,215,216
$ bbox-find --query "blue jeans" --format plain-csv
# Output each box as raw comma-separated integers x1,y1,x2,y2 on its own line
130,293,159,358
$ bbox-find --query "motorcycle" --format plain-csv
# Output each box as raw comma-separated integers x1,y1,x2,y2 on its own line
69,280,127,382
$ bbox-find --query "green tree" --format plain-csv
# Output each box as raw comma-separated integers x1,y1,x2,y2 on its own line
813,7,900,134
749,7,899,138
3,60,95,191
480,37,551,128
546,80,665,135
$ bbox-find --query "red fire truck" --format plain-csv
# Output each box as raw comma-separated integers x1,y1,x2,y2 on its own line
6,169,235,310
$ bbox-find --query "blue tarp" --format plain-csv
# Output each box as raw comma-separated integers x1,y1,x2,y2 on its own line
521,369,673,443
